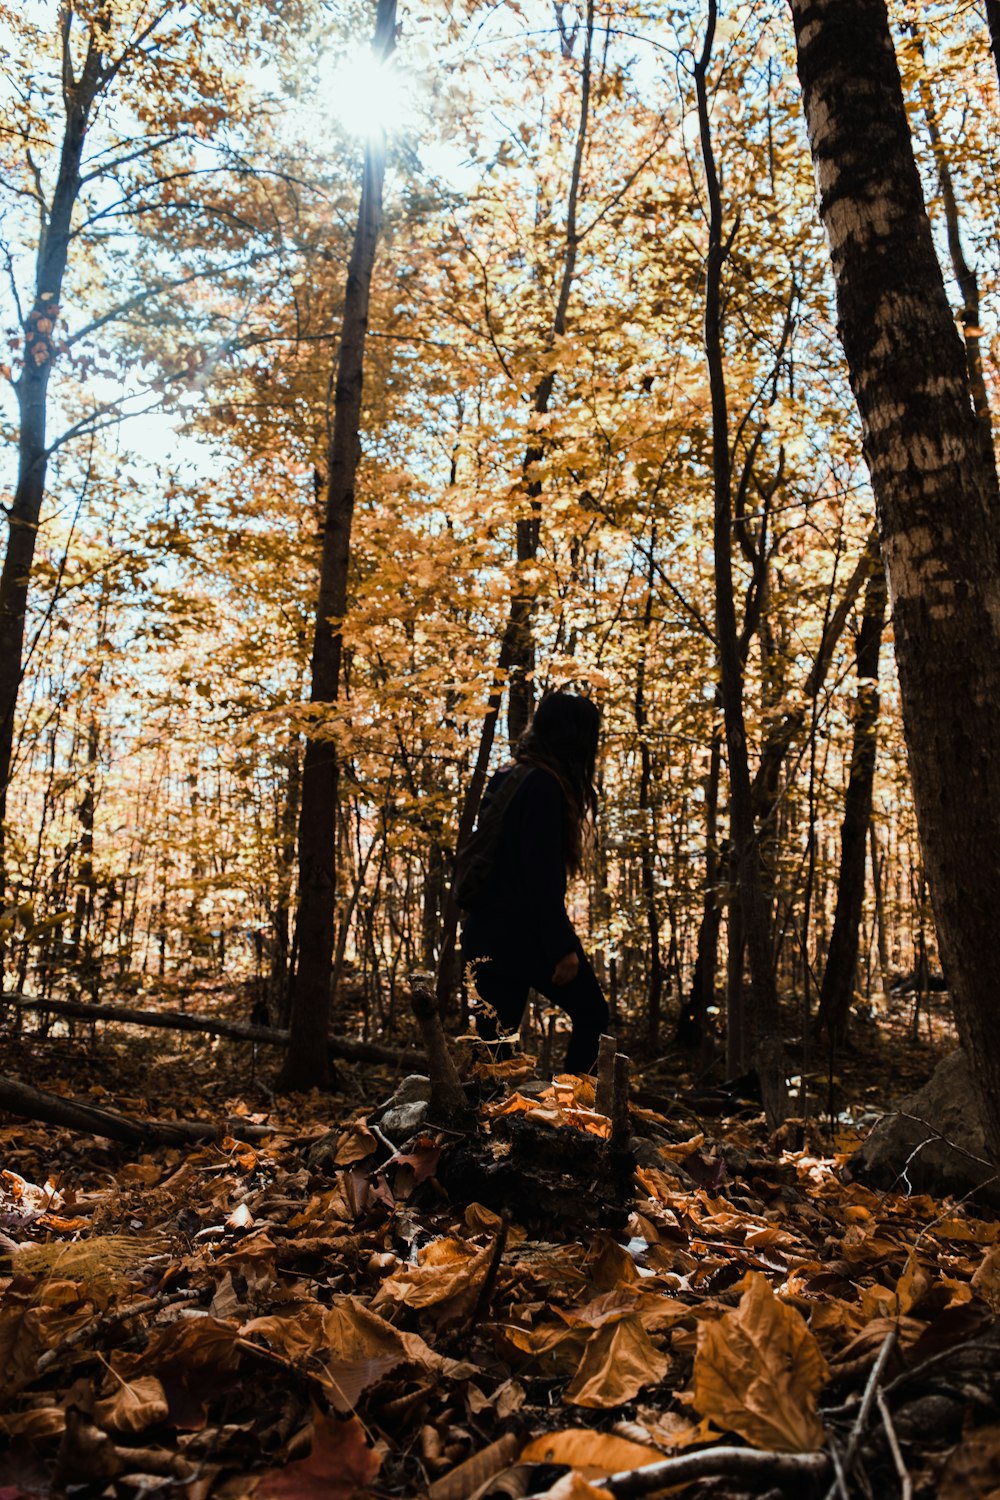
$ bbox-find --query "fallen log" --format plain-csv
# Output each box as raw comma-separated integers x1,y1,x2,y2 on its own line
3,992,425,1071
0,1072,274,1146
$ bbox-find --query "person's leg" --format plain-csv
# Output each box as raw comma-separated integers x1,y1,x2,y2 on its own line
533,946,609,1073
463,951,531,1049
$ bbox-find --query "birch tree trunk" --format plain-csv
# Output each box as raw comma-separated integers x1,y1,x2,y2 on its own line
279,0,397,1091
791,0,1000,1159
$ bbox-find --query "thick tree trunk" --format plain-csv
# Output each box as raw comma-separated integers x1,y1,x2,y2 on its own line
0,24,106,894
818,562,887,1045
791,0,1000,1160
695,1,786,1127
280,0,396,1092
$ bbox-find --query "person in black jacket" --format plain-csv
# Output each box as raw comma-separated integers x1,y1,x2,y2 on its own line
461,691,609,1073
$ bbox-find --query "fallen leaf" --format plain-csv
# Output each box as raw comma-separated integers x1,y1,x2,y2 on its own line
334,1123,378,1165
320,1296,476,1411
371,1235,495,1320
94,1374,170,1434
692,1273,829,1450
567,1316,671,1408
255,1411,379,1498
429,1433,520,1500
521,1428,665,1473
972,1245,1000,1313
937,1420,1000,1499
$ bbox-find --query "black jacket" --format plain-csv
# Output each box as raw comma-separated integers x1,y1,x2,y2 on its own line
461,764,578,977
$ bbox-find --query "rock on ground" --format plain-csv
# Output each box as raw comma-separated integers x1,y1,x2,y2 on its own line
852,1049,999,1202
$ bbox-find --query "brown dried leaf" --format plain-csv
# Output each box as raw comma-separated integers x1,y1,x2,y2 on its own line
429,1433,520,1500
567,1315,671,1409
692,1273,829,1451
937,1420,1000,1500
371,1235,494,1319
255,1411,379,1499
320,1295,475,1412
972,1246,1000,1314
94,1374,170,1435
333,1123,378,1166
521,1428,665,1474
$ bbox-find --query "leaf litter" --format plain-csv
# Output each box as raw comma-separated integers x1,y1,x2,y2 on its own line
1,1026,1000,1498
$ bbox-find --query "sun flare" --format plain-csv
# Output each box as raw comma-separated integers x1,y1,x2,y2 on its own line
319,45,415,140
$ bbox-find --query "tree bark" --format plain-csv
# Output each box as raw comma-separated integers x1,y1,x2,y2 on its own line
695,0,786,1127
280,0,397,1091
818,561,888,1045
791,0,1000,1160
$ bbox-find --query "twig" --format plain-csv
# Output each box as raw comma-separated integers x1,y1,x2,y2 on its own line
526,1447,830,1498
827,1436,850,1500
37,1288,200,1371
823,1326,896,1500
463,1223,508,1337
876,1389,912,1500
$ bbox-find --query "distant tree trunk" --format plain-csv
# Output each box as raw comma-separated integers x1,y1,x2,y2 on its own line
505,0,594,741
434,632,514,1011
634,543,663,1048
675,729,722,1048
271,744,301,1024
818,562,887,1045
0,19,108,899
986,1,1000,95
791,0,1000,1160
908,21,992,438
696,0,786,1127
279,0,396,1092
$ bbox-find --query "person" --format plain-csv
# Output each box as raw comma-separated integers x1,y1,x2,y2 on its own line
460,690,609,1073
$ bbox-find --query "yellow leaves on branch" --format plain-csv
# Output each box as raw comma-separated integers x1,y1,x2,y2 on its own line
692,1273,829,1452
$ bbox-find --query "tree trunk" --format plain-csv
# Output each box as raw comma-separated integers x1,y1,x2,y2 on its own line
908,21,992,437
280,0,396,1092
675,730,722,1048
504,0,594,741
818,561,888,1045
986,0,1000,96
695,0,786,1127
635,541,663,1048
0,22,107,894
791,0,1000,1160
434,632,514,1011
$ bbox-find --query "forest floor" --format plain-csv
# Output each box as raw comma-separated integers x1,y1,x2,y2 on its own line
2,985,999,1499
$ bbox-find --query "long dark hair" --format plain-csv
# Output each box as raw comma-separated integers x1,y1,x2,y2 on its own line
514,691,601,873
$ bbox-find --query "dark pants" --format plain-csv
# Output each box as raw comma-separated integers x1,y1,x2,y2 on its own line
462,938,609,1074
